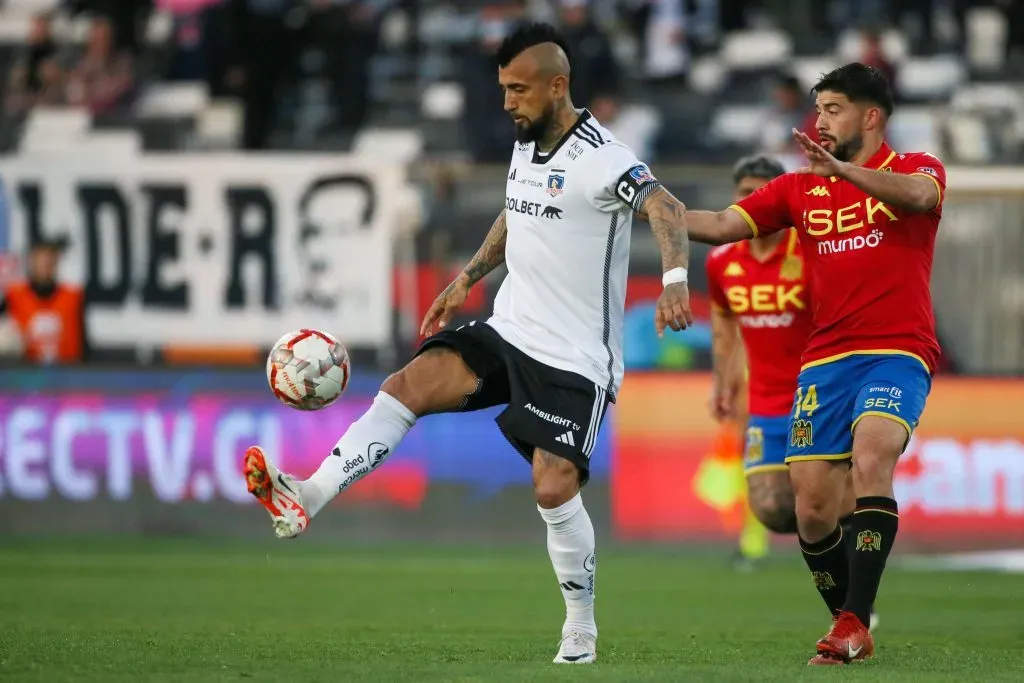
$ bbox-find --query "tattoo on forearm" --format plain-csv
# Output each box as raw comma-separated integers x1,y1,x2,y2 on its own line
645,188,690,271
462,210,508,286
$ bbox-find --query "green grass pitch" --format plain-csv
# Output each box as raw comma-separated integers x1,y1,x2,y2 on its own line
1,538,1022,682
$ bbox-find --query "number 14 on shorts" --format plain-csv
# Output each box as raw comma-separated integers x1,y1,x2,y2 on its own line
794,384,820,418
790,384,819,449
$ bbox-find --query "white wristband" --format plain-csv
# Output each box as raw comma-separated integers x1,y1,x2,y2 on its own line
662,267,688,287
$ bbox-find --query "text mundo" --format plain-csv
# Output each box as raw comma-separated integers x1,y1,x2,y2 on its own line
0,406,285,503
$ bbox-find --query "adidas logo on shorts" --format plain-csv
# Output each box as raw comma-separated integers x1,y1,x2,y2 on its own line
556,431,576,447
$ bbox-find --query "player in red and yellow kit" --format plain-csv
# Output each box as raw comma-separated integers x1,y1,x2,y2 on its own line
682,63,943,665
708,155,850,535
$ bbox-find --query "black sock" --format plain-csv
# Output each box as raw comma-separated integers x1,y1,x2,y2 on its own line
839,513,854,538
843,497,899,627
799,525,850,616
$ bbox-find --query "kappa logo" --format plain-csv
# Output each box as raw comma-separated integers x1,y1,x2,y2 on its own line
723,261,745,277
541,205,562,219
806,186,830,197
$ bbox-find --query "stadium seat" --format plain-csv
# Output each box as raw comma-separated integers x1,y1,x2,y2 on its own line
896,56,967,101
888,106,943,157
19,107,91,152
136,82,210,119
790,56,842,92
949,83,1024,113
720,30,792,70
195,99,243,150
945,113,993,163
688,56,727,95
421,82,464,120
965,7,1008,72
709,105,771,146
353,127,424,163
77,130,142,157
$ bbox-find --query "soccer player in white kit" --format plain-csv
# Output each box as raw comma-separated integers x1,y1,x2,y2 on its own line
242,22,694,664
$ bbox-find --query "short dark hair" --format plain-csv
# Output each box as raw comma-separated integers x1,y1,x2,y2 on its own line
732,154,786,185
813,62,894,117
494,22,572,69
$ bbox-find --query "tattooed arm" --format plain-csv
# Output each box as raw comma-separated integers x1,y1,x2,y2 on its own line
419,210,507,336
459,210,508,287
637,186,694,335
641,186,690,273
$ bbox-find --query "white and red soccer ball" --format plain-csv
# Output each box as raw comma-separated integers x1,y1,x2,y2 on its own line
266,328,350,410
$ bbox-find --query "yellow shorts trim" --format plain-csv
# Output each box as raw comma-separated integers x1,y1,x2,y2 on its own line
910,172,944,206
744,464,789,476
800,349,930,374
851,410,913,440
727,204,759,238
785,451,853,464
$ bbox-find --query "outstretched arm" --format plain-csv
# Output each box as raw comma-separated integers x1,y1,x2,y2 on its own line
420,210,507,336
637,199,756,246
835,164,939,213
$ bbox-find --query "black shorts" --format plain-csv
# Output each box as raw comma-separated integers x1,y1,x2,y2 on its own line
416,321,613,484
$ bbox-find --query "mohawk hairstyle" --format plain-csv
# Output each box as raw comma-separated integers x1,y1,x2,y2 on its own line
813,63,894,117
494,22,572,69
732,154,787,185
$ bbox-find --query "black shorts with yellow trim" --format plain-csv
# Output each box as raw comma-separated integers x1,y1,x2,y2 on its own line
784,351,932,464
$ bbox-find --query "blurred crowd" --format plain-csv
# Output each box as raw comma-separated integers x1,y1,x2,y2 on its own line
7,0,1024,155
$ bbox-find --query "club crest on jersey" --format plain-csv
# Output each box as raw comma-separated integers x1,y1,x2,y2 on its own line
779,255,803,281
546,171,566,197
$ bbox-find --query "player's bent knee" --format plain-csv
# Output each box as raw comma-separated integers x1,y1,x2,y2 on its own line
751,499,798,534
747,472,797,534
380,347,479,417
532,449,580,509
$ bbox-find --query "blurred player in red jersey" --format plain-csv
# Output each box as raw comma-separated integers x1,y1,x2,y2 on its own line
708,155,849,544
680,63,944,665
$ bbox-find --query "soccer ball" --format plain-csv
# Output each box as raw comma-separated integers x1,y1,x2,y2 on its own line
266,329,350,410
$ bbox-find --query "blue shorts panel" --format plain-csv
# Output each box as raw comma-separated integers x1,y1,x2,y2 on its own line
744,414,791,475
785,353,932,464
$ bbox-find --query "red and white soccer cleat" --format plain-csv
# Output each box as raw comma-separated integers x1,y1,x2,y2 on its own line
808,611,875,666
243,446,309,539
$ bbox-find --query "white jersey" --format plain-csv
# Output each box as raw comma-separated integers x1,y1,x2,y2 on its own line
486,110,661,398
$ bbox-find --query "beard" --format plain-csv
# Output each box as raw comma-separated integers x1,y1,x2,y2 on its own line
513,102,556,144
821,132,863,162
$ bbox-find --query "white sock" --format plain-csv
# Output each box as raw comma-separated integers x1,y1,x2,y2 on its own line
538,493,597,639
298,391,416,517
